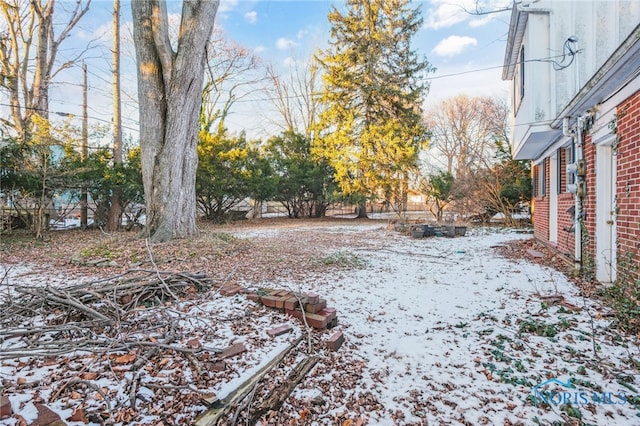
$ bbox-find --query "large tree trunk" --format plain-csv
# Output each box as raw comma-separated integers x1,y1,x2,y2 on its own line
132,0,219,242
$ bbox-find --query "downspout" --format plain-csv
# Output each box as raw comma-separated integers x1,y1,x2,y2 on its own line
572,37,584,273
574,116,585,272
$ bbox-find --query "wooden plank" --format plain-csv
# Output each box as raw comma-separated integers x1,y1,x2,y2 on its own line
248,356,319,422
194,336,302,426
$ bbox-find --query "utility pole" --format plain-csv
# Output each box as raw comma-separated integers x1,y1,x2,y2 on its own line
107,0,122,231
80,62,88,229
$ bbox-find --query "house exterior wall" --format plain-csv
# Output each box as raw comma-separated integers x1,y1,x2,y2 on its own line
503,0,640,283
614,91,640,282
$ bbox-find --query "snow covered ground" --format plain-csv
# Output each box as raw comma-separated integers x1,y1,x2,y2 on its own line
228,225,640,425
1,223,639,425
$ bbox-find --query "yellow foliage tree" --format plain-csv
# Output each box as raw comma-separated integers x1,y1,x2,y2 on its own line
314,0,433,217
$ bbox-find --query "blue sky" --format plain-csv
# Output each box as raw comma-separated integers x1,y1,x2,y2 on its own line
42,0,513,140
215,0,512,102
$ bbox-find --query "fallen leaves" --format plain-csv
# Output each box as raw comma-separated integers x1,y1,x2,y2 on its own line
114,352,137,364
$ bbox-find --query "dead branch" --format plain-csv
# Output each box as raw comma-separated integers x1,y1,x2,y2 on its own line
194,336,303,426
247,356,319,422
50,377,112,412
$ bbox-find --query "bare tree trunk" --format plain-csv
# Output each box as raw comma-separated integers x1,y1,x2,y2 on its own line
132,0,219,242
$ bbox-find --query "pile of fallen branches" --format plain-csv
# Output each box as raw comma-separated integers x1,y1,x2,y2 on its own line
0,269,218,360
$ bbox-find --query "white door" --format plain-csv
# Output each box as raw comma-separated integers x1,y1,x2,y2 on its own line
549,153,558,244
595,145,617,283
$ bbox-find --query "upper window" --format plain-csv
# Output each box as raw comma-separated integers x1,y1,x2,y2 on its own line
519,47,525,99
513,46,525,112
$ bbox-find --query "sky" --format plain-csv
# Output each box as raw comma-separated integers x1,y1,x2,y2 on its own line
31,0,513,142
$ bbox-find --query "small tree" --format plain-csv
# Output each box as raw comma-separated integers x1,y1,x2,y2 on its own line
61,144,144,229
265,131,335,218
421,170,455,222
2,115,80,237
196,129,268,223
477,140,531,225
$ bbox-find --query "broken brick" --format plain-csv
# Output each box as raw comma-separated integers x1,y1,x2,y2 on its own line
209,361,227,372
304,313,329,329
303,309,337,329
304,298,327,314
326,331,345,351
284,297,299,311
219,343,247,359
0,395,12,419
34,404,65,426
319,307,337,321
328,317,339,329
260,295,279,308
306,292,320,304
219,284,244,296
267,324,293,338
286,308,304,320
246,292,260,303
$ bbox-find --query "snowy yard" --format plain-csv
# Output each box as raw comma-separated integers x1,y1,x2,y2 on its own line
1,221,639,425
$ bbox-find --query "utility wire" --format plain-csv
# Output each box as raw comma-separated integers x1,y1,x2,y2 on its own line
0,102,139,133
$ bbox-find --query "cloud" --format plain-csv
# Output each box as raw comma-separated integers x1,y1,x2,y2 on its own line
469,14,498,28
432,35,477,57
244,10,257,24
218,0,238,14
425,0,511,30
254,45,266,54
276,37,297,50
425,0,472,30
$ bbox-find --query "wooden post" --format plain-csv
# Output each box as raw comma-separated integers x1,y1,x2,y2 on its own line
80,63,88,229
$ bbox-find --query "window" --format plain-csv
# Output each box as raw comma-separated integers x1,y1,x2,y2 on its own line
565,144,575,192
557,150,563,194
513,46,525,111
520,47,525,100
539,160,546,197
532,162,547,198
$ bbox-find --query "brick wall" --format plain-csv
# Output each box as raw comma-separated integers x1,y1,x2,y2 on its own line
557,193,575,257
615,90,640,282
581,130,598,268
555,148,576,258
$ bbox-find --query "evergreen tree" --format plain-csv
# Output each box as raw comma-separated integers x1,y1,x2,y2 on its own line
314,0,434,217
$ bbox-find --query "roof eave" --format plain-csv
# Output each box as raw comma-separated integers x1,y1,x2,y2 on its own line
502,4,528,81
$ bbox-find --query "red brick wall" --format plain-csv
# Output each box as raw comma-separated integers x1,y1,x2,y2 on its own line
557,193,575,257
555,148,576,257
581,130,598,268
615,90,640,282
